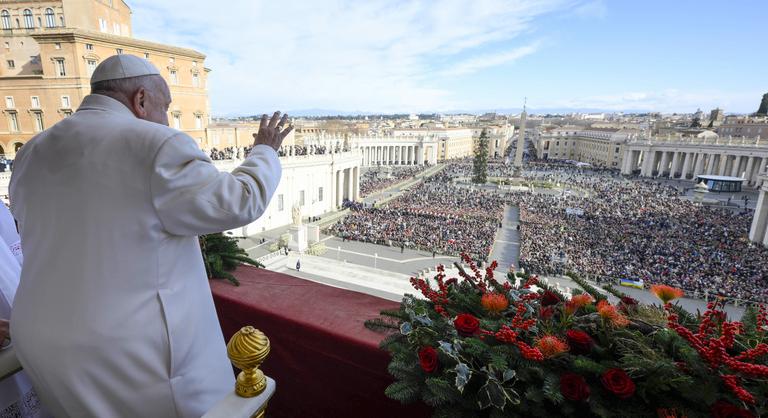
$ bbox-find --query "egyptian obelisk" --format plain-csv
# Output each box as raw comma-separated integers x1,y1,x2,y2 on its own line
513,100,527,168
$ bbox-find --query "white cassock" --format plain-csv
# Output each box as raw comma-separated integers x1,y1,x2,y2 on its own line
0,203,46,418
9,94,281,417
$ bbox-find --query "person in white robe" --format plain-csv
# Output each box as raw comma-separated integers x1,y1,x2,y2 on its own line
0,203,47,418
9,55,291,417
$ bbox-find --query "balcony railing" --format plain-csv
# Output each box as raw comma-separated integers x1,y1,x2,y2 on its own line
0,326,276,418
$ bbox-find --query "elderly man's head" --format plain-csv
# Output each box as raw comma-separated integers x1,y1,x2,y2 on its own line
91,75,171,126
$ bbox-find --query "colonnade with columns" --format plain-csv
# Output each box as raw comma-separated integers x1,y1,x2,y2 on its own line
359,144,436,166
334,166,359,208
622,148,768,187
750,173,768,247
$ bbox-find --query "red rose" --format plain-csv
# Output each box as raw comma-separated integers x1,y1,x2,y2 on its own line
453,313,480,336
540,306,555,320
711,400,755,418
601,368,635,399
566,329,594,354
620,296,638,306
541,291,561,306
560,373,590,401
418,346,439,373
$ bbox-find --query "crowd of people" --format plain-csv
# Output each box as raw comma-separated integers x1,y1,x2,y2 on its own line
208,144,333,160
329,175,505,259
331,158,768,302
359,166,429,197
512,165,768,302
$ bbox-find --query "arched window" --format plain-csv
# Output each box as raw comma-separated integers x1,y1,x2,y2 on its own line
45,8,55,28
14,142,23,152
23,9,33,29
1,11,9,30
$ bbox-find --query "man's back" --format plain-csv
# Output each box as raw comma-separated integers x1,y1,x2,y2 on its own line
9,94,281,417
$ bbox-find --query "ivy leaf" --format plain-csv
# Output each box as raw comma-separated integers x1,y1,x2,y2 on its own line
400,322,413,335
502,369,516,383
439,340,459,361
477,379,507,410
455,363,472,393
414,314,433,326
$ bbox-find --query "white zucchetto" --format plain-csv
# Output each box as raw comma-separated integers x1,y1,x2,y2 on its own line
90,54,161,84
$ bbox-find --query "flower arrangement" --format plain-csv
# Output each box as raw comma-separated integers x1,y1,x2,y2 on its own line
366,254,768,417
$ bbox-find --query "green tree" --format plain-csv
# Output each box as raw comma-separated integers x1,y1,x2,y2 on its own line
199,233,263,286
472,129,489,184
690,116,701,128
756,92,768,116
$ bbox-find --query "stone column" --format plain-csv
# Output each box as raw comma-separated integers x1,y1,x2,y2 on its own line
680,152,692,179
657,151,670,177
620,150,632,174
704,154,715,175
750,182,768,244
669,152,680,178
336,170,343,208
346,168,354,201
731,156,742,177
641,150,655,177
718,154,729,176
353,166,360,200
693,153,704,177
744,157,755,185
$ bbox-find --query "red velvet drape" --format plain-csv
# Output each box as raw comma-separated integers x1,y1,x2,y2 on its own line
211,266,430,418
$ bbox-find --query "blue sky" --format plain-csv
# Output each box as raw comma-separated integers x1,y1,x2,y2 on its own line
130,0,767,116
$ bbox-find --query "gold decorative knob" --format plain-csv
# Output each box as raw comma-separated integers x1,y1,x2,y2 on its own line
226,326,270,398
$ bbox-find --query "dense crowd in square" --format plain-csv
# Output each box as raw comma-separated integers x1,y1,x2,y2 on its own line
513,164,768,302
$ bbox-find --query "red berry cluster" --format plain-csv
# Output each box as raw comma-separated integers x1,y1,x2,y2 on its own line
459,253,502,293
757,304,768,334
721,375,755,404
666,301,767,405
409,265,450,317
488,290,543,361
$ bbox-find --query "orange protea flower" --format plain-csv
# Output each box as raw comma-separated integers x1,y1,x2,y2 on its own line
565,293,593,314
597,300,630,327
535,335,569,358
650,285,684,304
481,292,509,314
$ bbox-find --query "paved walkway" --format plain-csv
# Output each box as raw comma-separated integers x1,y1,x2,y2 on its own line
316,236,455,276
489,205,520,270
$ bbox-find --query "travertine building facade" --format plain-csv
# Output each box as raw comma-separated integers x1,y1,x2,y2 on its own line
534,127,636,167
0,0,211,155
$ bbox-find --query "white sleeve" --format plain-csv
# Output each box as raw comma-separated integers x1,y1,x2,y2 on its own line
0,203,21,266
150,133,282,236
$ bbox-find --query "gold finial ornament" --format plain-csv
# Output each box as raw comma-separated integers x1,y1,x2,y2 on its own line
226,326,271,398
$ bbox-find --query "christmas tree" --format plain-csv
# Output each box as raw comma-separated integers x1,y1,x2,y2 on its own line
473,129,489,184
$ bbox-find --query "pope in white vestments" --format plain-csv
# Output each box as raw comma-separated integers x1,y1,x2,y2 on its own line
8,55,291,417
0,203,48,418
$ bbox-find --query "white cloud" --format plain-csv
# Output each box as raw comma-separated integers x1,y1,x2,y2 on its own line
573,0,607,19
440,42,541,76
128,0,572,115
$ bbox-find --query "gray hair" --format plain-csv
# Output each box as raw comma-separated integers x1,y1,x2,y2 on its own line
90,74,163,100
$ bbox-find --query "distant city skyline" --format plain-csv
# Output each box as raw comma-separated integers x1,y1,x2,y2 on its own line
131,0,767,116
